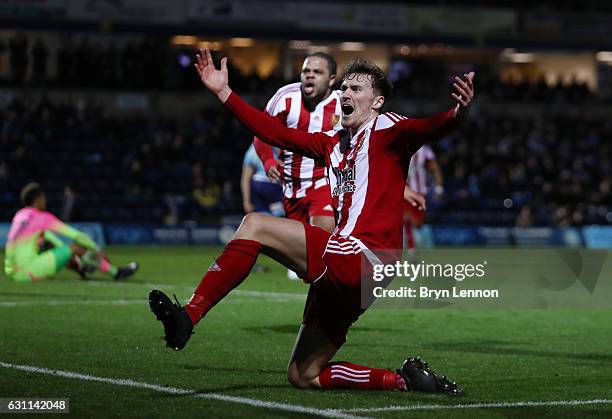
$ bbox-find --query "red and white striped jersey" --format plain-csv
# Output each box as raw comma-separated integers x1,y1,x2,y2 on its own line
264,82,343,199
226,94,458,252
407,145,436,194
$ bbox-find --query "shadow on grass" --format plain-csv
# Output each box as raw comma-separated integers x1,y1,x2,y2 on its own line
242,324,402,335
422,340,612,363
242,324,300,334
180,363,285,375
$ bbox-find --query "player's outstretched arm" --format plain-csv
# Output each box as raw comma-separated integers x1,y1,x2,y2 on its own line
52,220,98,251
35,210,98,251
388,72,476,150
194,48,328,163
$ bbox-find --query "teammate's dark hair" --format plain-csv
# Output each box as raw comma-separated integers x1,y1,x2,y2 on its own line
343,59,393,99
305,52,337,76
21,182,43,207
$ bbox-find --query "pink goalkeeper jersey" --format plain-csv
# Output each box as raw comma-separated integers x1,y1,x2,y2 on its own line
226,94,459,252
7,207,61,245
262,83,343,199
4,207,97,280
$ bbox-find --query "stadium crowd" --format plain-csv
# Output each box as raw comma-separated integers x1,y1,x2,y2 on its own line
0,96,246,223
0,34,609,227
0,33,279,93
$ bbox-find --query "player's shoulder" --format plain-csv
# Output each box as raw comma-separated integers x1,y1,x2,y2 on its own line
271,82,302,100
421,144,436,159
375,112,409,131
420,144,434,153
266,82,302,112
14,207,35,218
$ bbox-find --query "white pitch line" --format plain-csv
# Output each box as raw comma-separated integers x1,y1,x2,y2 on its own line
343,399,612,413
82,280,306,300
0,290,304,307
0,361,364,419
0,300,144,307
0,286,304,308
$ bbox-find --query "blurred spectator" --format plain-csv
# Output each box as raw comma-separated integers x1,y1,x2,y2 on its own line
61,186,75,221
516,205,534,227
192,175,221,219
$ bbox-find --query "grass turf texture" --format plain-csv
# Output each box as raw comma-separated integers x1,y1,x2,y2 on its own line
1,245,611,418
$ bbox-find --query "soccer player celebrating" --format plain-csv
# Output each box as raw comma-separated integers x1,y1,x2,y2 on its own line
4,183,139,282
253,52,341,233
254,52,342,279
149,48,475,395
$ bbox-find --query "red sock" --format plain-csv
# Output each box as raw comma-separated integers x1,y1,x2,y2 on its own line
185,239,261,325
318,361,406,391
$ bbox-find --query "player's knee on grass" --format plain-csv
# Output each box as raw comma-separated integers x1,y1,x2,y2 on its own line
287,363,319,389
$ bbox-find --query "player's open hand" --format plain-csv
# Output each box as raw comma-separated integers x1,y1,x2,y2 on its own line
404,186,426,211
451,72,475,118
264,159,283,182
195,48,232,102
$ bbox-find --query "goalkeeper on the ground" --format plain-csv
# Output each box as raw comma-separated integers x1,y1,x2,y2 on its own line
4,183,138,282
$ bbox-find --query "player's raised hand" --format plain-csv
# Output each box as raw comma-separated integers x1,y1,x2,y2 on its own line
451,71,475,118
195,48,232,102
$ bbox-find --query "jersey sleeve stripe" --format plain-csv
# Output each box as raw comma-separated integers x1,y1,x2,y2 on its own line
386,112,400,123
389,111,407,121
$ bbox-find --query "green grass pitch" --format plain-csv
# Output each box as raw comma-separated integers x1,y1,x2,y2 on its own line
1,246,611,418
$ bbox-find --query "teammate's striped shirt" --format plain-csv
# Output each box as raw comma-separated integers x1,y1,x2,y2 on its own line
407,145,436,195
259,82,343,199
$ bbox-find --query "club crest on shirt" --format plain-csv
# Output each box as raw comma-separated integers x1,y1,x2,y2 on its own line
332,114,341,126
355,134,366,152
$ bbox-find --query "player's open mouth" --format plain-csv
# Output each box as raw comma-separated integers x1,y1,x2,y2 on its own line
342,103,354,116
303,83,315,94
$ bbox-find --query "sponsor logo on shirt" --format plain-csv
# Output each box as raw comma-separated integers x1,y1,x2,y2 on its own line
331,165,356,196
